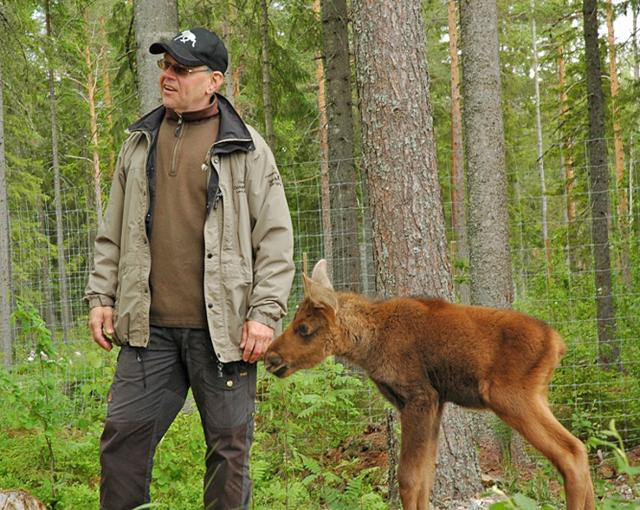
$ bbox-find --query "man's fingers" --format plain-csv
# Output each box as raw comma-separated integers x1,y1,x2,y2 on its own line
88,307,114,352
240,322,248,350
248,335,273,363
242,336,255,362
103,308,114,335
242,321,274,362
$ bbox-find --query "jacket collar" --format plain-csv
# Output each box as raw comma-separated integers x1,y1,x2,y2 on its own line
127,93,255,154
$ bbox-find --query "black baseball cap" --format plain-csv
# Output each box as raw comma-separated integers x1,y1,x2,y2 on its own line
150,28,228,73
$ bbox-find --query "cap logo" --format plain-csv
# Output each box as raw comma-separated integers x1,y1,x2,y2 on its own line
174,30,197,47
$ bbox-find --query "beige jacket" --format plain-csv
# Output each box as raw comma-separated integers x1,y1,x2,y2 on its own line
84,97,295,362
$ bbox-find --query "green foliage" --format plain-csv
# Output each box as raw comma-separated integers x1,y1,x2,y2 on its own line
489,490,555,510
2,0,640,507
251,359,390,508
588,420,640,498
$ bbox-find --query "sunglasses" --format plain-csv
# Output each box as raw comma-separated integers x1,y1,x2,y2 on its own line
157,59,210,77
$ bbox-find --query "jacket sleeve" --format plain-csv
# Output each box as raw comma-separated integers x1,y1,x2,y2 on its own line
244,130,295,329
83,140,130,308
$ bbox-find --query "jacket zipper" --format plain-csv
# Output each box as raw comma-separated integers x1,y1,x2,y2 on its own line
170,115,185,176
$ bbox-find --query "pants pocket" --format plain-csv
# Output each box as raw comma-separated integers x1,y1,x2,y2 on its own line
196,361,256,432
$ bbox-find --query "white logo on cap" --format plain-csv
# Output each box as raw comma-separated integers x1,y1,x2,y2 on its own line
174,30,197,47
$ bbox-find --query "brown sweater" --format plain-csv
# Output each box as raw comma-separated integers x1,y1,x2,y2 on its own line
149,101,220,328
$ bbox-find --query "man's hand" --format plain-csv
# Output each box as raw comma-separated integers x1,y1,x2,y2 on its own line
89,306,115,352
240,320,274,363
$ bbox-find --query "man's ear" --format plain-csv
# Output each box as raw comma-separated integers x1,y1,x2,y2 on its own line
208,71,225,95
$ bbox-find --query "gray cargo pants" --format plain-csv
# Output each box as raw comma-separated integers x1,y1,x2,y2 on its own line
100,326,257,510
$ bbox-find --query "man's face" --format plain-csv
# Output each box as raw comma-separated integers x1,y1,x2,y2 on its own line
159,55,223,113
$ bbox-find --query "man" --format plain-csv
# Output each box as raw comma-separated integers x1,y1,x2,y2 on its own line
84,27,294,510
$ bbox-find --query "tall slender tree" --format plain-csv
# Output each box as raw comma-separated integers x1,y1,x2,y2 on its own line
460,0,531,468
531,1,551,280
259,0,275,149
352,0,482,503
583,0,620,370
0,42,11,367
557,45,578,270
313,0,332,268
321,0,361,292
447,0,470,304
85,21,104,221
459,0,512,308
45,0,71,342
133,0,177,115
605,0,631,284
632,0,640,81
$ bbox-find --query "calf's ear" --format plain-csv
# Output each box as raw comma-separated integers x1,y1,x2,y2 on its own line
311,259,334,291
303,272,338,316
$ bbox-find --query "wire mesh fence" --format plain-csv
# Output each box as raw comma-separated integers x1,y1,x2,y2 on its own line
2,142,640,505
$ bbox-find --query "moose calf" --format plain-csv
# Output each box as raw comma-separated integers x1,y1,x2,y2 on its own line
265,260,595,510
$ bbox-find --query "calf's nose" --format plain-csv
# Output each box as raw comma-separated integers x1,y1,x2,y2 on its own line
264,352,283,373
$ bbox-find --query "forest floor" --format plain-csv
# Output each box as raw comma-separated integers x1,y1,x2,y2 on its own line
323,425,640,509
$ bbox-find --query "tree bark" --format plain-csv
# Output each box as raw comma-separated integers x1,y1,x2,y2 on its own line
531,3,551,280
45,0,71,343
633,1,639,81
321,0,361,293
583,0,620,370
133,0,177,115
0,55,12,367
558,45,579,272
352,0,482,503
38,205,56,333
461,0,530,470
85,42,103,222
558,46,576,226
101,27,116,178
447,0,470,304
220,21,236,104
259,0,275,149
313,0,333,269
605,0,631,285
459,0,512,308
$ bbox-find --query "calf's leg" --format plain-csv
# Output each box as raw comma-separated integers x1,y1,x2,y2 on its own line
489,393,594,510
398,401,443,510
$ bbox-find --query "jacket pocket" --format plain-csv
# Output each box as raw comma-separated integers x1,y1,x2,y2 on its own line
114,265,136,344
222,264,252,345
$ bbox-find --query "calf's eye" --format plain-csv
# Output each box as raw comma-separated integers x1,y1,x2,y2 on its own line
297,323,309,336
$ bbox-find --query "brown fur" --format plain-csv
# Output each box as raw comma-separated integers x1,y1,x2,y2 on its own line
265,260,595,510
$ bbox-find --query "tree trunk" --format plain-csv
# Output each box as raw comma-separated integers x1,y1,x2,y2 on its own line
447,0,470,304
531,3,551,280
101,27,116,178
313,0,333,268
0,56,12,367
633,1,639,81
45,0,71,343
259,0,275,149
459,0,512,308
606,0,631,285
558,46,578,272
38,205,56,333
352,0,482,504
321,0,361,292
220,21,236,104
85,43,103,222
133,0,177,115
460,0,529,470
583,0,620,370
558,46,576,226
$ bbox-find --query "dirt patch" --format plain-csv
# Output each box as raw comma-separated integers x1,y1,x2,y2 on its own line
323,426,640,505
323,424,388,472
